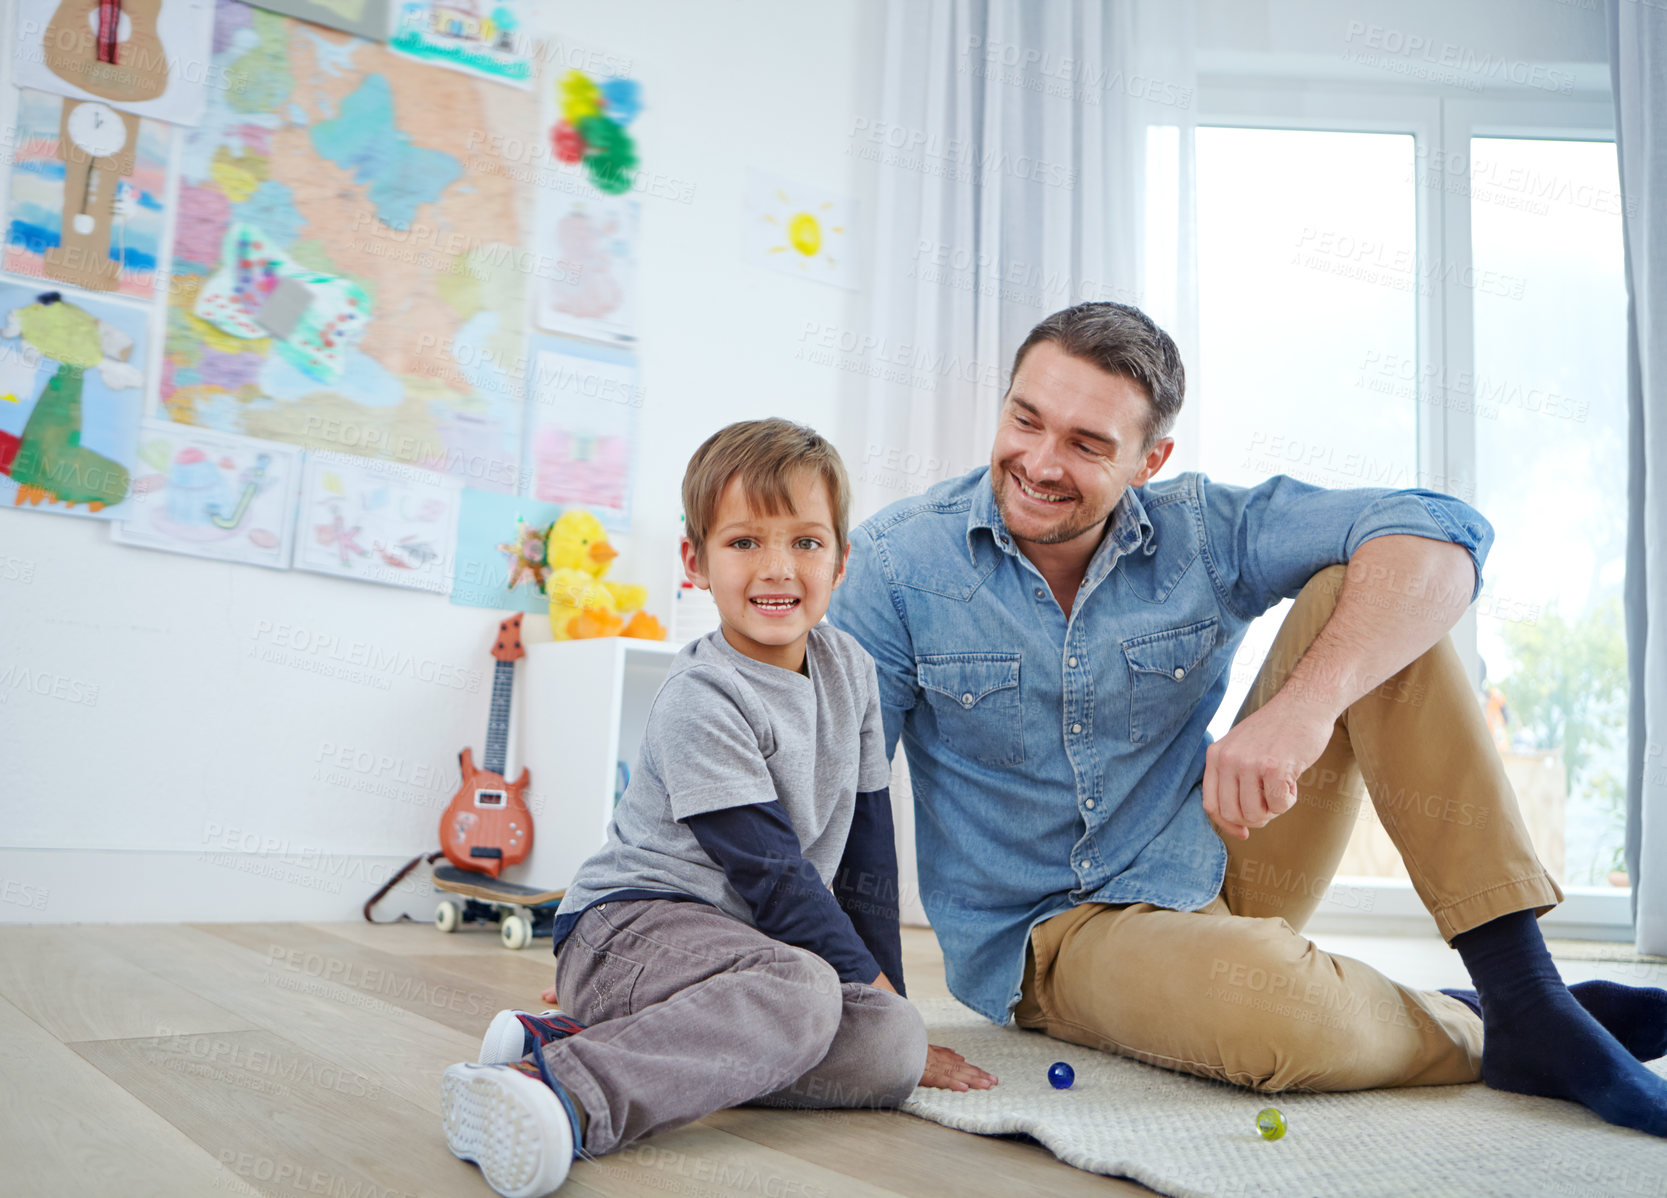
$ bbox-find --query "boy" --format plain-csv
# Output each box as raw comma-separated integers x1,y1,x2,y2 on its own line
441,419,997,1198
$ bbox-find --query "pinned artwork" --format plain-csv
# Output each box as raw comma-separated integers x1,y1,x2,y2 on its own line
110,422,300,567
387,0,535,89
449,487,562,612
0,285,145,519
294,450,462,593
743,169,858,291
12,0,217,127
521,338,639,531
537,66,641,343
538,196,637,345
4,88,172,296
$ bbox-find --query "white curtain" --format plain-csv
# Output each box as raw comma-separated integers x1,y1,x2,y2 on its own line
1608,0,1667,954
855,0,1199,520
861,0,1199,923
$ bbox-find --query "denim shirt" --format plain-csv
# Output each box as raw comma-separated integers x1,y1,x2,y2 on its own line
826,466,1492,1024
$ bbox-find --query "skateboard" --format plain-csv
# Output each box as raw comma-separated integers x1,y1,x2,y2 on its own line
432,864,566,950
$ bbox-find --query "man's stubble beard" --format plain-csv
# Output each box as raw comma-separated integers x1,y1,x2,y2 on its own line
992,472,1119,547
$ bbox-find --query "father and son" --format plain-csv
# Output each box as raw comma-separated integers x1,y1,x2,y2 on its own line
438,302,1667,1198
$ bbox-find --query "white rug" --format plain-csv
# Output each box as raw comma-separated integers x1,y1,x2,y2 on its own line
901,997,1667,1198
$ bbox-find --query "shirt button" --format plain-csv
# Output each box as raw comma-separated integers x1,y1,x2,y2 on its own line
962,693,974,706
1085,798,1095,809
1079,861,1090,870
1071,723,1082,733
1035,588,1045,598
1068,656,1078,667
1173,666,1186,680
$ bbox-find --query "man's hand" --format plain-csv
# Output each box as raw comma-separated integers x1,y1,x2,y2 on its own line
1202,695,1336,839
919,1044,998,1091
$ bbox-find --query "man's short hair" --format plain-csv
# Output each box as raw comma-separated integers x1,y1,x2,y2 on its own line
1009,302,1186,451
681,418,852,565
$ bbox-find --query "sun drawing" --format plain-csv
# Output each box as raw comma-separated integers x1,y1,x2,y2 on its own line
763,188,844,272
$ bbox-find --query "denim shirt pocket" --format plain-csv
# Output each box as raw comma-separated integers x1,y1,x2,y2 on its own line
916,652,1025,766
1121,618,1217,745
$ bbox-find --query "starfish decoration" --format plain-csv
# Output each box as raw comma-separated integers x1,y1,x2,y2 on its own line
497,517,551,591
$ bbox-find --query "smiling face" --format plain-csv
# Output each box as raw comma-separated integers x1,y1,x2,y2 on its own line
680,470,848,673
990,340,1175,556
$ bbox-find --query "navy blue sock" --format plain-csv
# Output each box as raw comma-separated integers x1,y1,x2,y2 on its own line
1441,979,1667,1063
1451,909,1667,1136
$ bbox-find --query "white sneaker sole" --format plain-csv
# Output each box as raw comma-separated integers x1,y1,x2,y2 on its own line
442,1063,573,1198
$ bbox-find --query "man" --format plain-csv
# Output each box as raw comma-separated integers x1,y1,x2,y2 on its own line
828,301,1667,1135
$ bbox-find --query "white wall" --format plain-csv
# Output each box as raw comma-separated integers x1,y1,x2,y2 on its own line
0,0,885,923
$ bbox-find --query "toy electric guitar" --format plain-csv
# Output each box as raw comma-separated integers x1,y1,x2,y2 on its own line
441,614,533,878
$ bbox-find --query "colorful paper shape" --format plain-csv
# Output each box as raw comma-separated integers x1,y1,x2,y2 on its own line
110,422,301,567
294,450,462,592
0,284,146,519
193,222,370,382
551,68,640,195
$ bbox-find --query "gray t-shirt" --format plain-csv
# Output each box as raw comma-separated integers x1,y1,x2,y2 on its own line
554,623,891,928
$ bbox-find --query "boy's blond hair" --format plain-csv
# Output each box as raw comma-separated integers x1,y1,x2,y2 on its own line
681,419,852,565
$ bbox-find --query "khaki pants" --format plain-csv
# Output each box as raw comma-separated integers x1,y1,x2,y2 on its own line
1014,564,1564,1092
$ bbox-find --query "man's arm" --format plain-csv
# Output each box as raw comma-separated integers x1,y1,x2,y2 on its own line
1203,532,1477,838
1195,473,1493,839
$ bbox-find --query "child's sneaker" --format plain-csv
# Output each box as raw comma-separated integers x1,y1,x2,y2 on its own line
479,1010,586,1065
442,1059,576,1197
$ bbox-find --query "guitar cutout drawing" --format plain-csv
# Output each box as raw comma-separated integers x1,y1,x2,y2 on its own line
42,0,168,103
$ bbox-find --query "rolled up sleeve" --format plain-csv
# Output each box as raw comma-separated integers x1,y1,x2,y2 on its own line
1200,473,1494,620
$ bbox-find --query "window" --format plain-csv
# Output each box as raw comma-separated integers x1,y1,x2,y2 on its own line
1188,90,1628,931
1469,136,1629,888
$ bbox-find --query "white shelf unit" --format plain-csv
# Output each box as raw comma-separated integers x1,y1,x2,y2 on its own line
512,638,683,892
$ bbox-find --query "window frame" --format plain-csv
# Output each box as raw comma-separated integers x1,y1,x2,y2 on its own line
1194,81,1631,938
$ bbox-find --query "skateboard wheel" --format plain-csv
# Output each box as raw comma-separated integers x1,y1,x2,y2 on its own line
436,899,463,933
501,914,532,950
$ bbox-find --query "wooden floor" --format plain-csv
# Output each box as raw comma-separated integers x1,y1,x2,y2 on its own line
0,921,1146,1198
6,919,1656,1198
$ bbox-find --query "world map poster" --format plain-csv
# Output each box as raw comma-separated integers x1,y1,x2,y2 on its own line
161,0,537,494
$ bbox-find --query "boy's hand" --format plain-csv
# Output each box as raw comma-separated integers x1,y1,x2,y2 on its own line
919,1044,997,1091
541,984,559,1006
871,972,898,994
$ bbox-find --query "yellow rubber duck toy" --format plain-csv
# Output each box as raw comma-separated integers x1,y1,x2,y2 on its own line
544,510,664,640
